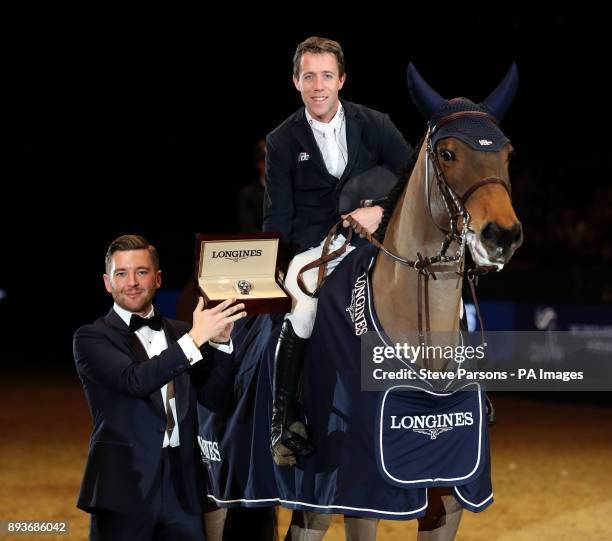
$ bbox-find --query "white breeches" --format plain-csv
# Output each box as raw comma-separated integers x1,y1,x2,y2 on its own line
284,234,355,339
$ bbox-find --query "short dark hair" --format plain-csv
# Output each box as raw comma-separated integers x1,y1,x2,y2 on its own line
105,234,160,273
293,36,345,77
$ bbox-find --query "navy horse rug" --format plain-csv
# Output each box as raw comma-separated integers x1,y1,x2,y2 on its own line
198,243,493,519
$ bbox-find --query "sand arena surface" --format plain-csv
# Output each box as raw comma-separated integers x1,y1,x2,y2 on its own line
1,376,610,540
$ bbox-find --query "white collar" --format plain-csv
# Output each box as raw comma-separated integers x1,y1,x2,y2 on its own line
305,102,345,133
113,302,155,327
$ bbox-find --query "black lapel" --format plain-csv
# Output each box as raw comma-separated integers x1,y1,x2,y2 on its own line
162,318,190,425
290,110,335,183
130,334,166,419
340,101,363,183
103,308,131,337
105,308,167,418
104,309,153,367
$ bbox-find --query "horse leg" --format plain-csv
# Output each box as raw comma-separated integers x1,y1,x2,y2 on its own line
203,507,227,541
285,510,332,541
343,515,379,541
416,488,463,541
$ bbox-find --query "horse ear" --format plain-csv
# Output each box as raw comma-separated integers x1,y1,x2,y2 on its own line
407,63,446,120
481,63,519,121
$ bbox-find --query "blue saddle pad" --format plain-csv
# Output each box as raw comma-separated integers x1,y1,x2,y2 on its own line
377,383,485,488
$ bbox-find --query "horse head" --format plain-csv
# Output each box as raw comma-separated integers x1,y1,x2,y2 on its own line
407,63,522,268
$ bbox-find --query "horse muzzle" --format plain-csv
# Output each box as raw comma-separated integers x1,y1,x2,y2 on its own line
469,221,523,268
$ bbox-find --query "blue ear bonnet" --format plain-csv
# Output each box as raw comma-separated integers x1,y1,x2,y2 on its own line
430,98,509,151
407,63,518,152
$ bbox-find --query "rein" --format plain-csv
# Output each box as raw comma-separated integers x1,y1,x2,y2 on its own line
297,111,511,344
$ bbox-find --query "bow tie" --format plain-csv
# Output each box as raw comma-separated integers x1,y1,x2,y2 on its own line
129,313,163,332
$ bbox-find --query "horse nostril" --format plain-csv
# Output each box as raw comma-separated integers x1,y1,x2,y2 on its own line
511,222,523,247
480,221,522,256
480,222,501,245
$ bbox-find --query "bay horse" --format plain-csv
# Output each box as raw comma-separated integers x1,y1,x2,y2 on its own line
198,62,522,541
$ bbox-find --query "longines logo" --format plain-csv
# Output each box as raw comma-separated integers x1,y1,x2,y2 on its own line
197,436,221,463
211,249,263,263
389,412,473,440
346,272,368,336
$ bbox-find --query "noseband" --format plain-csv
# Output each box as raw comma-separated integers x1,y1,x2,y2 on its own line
425,110,511,254
297,110,513,345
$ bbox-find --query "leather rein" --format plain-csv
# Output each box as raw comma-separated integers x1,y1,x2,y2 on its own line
296,110,511,344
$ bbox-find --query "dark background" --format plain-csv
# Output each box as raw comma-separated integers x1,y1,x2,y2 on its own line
3,11,609,367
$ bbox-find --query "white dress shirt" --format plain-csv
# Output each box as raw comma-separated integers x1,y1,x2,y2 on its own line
306,104,348,179
113,303,232,448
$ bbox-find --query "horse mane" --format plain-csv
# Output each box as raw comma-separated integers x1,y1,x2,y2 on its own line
374,135,424,241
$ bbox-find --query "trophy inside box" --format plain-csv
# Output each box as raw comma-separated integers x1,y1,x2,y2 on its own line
196,233,291,315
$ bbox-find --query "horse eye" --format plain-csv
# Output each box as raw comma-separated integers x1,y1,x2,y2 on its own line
439,149,455,162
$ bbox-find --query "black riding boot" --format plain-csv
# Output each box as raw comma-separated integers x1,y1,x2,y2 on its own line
270,320,314,466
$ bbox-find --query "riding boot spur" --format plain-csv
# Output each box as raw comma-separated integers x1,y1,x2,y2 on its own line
270,319,315,466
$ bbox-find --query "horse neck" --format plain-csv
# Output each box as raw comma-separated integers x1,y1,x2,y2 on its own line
372,143,463,341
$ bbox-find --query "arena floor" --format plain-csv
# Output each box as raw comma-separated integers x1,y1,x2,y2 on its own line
1,376,610,540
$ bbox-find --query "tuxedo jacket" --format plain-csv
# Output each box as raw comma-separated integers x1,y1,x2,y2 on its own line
73,308,233,514
263,100,412,261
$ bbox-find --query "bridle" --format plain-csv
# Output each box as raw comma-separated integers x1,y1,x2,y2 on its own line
423,110,511,266
297,110,513,344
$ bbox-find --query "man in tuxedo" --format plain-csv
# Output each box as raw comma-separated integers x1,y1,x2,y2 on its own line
74,234,246,541
263,36,413,467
